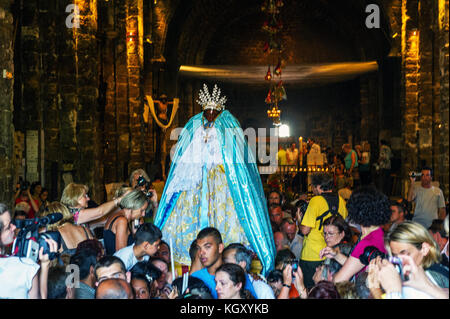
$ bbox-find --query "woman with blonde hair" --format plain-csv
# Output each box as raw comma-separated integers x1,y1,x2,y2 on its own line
103,188,149,255
60,183,129,226
368,221,448,299
385,221,447,284
386,221,442,269
41,202,95,256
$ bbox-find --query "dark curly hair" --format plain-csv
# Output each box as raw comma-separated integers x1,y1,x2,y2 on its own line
346,186,391,227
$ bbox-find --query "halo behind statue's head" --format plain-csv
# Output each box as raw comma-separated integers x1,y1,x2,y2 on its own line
196,83,227,112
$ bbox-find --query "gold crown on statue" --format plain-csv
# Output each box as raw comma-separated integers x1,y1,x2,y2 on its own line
196,83,227,111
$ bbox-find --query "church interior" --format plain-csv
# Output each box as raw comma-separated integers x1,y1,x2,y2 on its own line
0,0,448,205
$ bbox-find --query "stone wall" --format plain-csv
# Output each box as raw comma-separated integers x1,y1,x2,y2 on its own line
10,0,103,202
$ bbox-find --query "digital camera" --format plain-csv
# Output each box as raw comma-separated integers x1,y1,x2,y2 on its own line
20,180,30,191
285,258,299,275
359,246,387,266
388,256,405,281
409,172,422,178
359,246,406,281
136,175,153,198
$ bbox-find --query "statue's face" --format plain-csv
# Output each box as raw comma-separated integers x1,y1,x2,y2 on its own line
203,109,220,122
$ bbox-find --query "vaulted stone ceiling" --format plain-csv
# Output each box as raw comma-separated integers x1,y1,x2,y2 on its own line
164,0,392,73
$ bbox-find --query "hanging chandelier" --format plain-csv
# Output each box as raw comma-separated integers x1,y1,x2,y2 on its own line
262,0,286,126
267,104,281,126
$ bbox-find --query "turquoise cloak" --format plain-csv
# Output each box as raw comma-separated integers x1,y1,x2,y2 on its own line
154,110,275,275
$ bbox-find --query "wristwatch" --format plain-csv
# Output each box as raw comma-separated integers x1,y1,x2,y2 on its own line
282,283,291,289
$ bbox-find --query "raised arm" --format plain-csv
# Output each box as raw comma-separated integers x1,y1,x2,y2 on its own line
27,189,40,214
75,199,119,225
407,176,416,202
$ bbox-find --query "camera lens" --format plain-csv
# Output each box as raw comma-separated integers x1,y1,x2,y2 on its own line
359,246,386,266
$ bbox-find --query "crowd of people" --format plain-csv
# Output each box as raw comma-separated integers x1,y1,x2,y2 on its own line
275,138,396,196
1,162,448,300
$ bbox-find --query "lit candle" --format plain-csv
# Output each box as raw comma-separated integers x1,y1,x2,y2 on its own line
169,238,176,281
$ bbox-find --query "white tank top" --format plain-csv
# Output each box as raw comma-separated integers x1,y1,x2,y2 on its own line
0,256,40,299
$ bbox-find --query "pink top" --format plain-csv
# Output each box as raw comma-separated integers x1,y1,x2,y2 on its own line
351,227,386,276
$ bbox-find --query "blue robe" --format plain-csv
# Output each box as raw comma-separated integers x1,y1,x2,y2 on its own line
154,110,275,275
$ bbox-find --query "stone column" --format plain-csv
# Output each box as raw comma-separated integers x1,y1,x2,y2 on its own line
0,0,15,204
438,0,449,199
417,0,434,170
102,0,120,183
40,0,61,200
110,0,130,182
401,0,420,191
57,0,79,191
126,0,145,175
73,0,102,202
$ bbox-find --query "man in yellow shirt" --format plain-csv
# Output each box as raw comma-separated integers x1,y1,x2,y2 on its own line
277,145,287,166
299,172,348,288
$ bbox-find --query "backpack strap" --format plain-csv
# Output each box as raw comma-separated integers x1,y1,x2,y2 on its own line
315,193,340,231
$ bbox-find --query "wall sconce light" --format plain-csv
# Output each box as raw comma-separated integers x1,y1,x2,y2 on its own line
2,69,13,79
144,35,152,44
127,31,137,42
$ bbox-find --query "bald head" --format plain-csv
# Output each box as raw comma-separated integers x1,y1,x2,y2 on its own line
95,278,134,299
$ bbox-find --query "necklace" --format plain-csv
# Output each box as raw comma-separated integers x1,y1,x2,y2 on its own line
202,117,215,143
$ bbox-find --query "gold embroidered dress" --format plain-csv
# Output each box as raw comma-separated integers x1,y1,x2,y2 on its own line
159,117,249,266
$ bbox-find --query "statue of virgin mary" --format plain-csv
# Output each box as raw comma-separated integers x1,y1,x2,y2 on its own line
154,84,275,275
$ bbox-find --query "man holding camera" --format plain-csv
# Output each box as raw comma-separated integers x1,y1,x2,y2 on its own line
14,180,40,219
407,167,446,229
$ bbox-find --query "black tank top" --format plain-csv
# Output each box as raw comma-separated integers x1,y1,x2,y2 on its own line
103,215,134,256
60,225,92,256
